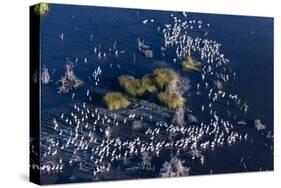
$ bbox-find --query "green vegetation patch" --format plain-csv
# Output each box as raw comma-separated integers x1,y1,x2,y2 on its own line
118,75,147,97
141,75,157,92
34,3,49,16
181,56,202,72
152,68,179,91
117,68,185,110
118,74,157,97
103,92,130,111
158,92,185,110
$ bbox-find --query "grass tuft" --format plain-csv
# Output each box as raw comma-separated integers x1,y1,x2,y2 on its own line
141,75,157,92
103,92,130,111
118,74,157,97
158,92,185,109
152,68,178,91
34,3,49,16
118,75,147,97
181,56,202,72
118,68,185,110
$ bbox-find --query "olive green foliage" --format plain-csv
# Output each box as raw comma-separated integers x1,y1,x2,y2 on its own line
103,92,130,111
152,68,178,91
118,72,160,97
118,75,147,97
141,75,157,92
34,3,49,16
118,68,185,110
158,92,185,109
182,56,202,72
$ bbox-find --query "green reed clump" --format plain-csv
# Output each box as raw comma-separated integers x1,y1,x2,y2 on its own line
103,92,130,111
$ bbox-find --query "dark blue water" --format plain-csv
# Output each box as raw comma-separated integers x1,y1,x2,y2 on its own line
39,4,273,184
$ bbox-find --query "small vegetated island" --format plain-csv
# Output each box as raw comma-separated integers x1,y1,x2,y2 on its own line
153,68,185,110
103,57,201,110
103,92,130,111
118,74,157,97
181,56,202,72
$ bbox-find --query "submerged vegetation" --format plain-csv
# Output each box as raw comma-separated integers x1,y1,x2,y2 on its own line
41,66,50,85
103,92,130,111
173,107,185,125
137,38,154,58
158,92,185,109
182,56,202,72
34,3,49,16
57,64,83,93
160,157,190,177
254,119,266,131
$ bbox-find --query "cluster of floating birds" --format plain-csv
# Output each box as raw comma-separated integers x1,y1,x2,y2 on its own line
163,20,221,62
161,12,252,124
33,10,273,180
142,19,155,25
92,66,102,87
38,89,251,176
92,41,126,60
